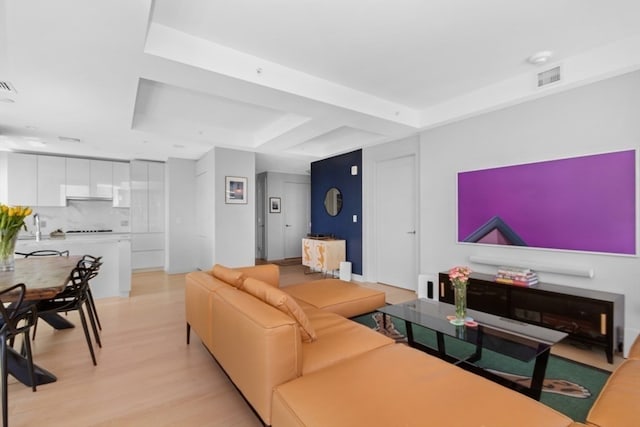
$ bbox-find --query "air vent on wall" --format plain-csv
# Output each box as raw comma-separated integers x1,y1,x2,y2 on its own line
537,66,561,88
0,81,16,94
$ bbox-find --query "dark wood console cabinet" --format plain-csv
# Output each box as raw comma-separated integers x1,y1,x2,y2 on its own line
438,272,624,363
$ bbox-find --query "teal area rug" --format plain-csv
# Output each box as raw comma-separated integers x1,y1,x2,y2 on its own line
353,313,611,422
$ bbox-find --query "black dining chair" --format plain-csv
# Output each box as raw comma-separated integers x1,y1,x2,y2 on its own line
0,283,37,427
33,267,100,365
75,255,103,331
14,250,70,258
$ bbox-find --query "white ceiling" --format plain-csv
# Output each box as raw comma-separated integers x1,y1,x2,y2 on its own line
1,0,639,174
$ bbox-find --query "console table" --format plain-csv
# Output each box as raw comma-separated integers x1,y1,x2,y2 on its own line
302,238,345,274
438,272,624,363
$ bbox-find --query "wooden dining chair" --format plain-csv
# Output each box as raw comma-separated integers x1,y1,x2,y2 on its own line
0,283,37,427
33,267,100,365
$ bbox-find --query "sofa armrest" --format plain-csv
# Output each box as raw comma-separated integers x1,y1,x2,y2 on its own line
210,287,302,424
185,271,230,348
627,333,640,360
235,264,280,287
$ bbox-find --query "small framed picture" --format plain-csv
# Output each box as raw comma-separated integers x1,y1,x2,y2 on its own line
225,176,248,204
269,197,281,213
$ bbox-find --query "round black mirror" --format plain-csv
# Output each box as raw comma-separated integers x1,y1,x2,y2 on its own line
324,187,343,216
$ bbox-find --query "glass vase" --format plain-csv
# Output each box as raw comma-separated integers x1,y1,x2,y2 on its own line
0,232,18,272
451,283,467,325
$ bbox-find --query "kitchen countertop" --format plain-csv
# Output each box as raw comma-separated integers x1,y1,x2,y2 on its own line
18,232,131,243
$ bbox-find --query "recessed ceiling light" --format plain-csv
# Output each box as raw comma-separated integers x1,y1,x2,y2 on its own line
173,144,185,148
27,140,47,148
528,51,553,65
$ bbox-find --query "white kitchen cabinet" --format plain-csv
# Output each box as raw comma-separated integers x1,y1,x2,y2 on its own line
91,160,113,198
37,155,66,206
147,161,164,232
131,232,164,269
66,158,113,199
66,158,90,198
112,161,130,208
130,160,165,270
130,160,149,232
0,153,65,207
130,160,164,233
1,152,37,206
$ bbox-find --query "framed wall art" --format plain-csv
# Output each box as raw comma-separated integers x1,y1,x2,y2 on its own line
225,176,247,204
457,150,636,255
269,197,281,213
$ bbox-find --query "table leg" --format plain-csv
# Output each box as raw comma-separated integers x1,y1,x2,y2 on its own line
7,347,57,386
436,331,446,354
466,325,484,364
404,320,415,346
529,345,551,401
39,313,75,329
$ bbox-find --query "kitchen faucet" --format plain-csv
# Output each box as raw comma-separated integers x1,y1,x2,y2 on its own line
34,213,41,241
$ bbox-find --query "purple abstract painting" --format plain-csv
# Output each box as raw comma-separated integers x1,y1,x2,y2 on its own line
457,150,636,255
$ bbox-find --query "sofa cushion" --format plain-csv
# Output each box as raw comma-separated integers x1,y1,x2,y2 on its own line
301,307,394,374
272,344,574,427
242,277,317,342
210,264,246,288
284,278,385,318
586,359,640,427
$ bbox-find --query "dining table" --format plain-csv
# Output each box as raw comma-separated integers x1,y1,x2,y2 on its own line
0,255,82,386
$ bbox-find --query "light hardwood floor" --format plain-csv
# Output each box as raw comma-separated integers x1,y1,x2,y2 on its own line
8,265,622,426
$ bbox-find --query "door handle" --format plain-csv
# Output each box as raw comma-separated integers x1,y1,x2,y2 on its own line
285,224,292,227
407,230,416,234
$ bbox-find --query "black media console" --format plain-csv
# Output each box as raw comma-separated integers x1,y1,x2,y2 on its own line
438,272,624,363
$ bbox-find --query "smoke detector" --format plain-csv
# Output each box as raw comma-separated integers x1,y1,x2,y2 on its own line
528,51,553,65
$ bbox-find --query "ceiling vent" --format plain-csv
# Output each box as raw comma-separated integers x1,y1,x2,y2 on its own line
537,66,561,88
0,81,16,94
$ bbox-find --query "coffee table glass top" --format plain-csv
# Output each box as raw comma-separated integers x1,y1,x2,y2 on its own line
378,299,567,362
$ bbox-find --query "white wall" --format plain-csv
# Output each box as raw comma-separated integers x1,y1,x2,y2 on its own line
418,70,640,354
265,172,310,261
196,150,215,270
214,147,256,267
165,157,197,273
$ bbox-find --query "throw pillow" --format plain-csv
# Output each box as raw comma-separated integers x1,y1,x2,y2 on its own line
242,277,317,342
210,264,246,288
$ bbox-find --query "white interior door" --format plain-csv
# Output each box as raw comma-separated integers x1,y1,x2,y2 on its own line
375,155,417,290
283,182,310,258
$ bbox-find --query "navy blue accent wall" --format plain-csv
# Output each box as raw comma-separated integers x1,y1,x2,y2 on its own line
310,150,362,274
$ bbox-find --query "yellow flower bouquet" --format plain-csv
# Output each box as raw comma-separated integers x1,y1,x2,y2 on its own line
0,204,32,271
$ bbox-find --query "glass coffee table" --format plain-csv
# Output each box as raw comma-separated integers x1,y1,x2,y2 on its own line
378,299,567,400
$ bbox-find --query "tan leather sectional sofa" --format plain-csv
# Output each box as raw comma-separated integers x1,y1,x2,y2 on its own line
185,263,636,427
582,333,640,427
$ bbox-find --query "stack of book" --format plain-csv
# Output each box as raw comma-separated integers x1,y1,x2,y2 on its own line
495,266,538,286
